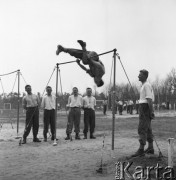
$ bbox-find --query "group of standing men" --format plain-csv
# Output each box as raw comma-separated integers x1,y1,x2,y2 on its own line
22,85,56,144
65,87,96,140
20,39,155,157
21,85,96,144
21,69,155,158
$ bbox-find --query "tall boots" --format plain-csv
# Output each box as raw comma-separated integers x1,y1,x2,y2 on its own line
75,133,81,140
132,142,154,157
65,134,70,140
83,133,96,139
65,133,81,140
83,133,87,139
21,136,41,144
90,133,96,139
33,136,41,142
144,142,154,154
21,136,26,144
131,144,145,157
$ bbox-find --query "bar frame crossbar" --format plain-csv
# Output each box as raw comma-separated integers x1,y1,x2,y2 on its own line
57,49,117,66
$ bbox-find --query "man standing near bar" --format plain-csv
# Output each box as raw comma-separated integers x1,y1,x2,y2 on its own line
22,85,41,144
41,86,56,142
118,100,123,115
136,99,139,114
65,87,83,140
102,99,107,115
83,88,96,139
129,99,134,115
132,69,155,157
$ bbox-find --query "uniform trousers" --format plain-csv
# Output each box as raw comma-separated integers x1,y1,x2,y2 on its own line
103,105,107,115
66,107,81,134
43,109,55,139
138,103,153,145
23,106,39,139
83,108,95,134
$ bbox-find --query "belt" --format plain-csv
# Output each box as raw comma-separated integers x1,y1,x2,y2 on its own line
84,108,94,110
139,103,148,107
27,106,38,108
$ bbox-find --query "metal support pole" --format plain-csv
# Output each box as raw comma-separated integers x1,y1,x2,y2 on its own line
112,49,117,150
53,63,59,145
16,70,20,138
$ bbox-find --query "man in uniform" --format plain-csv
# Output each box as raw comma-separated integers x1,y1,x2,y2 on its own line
41,86,56,142
132,69,155,157
22,85,41,144
102,99,108,115
83,88,96,139
65,87,83,140
118,100,123,115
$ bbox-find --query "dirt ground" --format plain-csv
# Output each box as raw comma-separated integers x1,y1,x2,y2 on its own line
0,111,176,180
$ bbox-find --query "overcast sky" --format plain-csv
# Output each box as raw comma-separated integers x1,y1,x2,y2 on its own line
0,0,176,95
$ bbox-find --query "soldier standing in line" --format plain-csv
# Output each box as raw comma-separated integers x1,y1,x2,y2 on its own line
41,86,57,142
83,88,96,139
65,87,83,140
22,85,41,144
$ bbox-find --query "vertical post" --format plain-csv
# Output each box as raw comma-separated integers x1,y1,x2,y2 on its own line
54,63,59,141
168,138,174,168
17,70,20,138
157,85,160,112
58,68,63,96
112,49,117,150
58,67,63,111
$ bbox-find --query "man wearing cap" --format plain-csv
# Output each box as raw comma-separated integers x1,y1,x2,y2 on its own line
102,99,108,115
65,87,83,140
41,86,56,142
135,99,139,114
83,88,96,139
22,85,41,144
118,100,123,115
129,99,134,115
56,40,105,87
132,69,155,157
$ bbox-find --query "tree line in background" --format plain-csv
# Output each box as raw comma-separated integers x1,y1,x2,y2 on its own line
0,68,176,110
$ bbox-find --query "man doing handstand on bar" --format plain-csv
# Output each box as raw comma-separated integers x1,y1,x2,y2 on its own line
56,40,105,87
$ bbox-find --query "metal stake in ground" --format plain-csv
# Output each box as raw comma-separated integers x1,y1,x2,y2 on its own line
96,133,106,173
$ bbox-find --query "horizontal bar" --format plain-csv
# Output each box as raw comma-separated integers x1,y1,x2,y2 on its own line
89,49,117,59
57,60,77,66
57,49,117,66
0,70,19,77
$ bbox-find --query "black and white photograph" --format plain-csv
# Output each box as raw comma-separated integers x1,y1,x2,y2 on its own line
0,0,176,179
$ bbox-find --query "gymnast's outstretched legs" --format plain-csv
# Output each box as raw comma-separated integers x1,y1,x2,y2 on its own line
56,40,98,65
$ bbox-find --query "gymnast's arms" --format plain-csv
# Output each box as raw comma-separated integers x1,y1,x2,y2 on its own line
76,59,94,77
